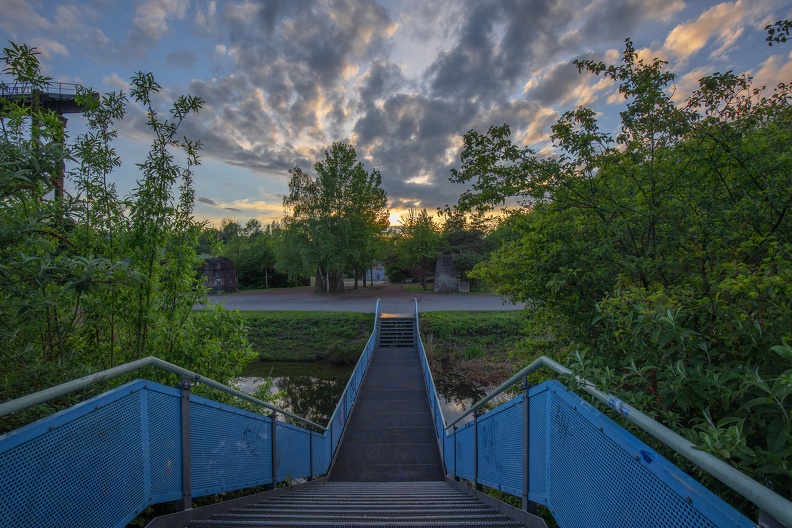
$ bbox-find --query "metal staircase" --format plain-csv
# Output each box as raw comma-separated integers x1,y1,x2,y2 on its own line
184,482,523,527
377,314,415,347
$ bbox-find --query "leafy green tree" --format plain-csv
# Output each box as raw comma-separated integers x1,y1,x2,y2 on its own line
450,38,792,506
387,209,441,289
439,209,495,286
279,142,389,292
0,43,254,430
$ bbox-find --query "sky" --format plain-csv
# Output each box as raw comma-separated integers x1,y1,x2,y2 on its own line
1,0,791,227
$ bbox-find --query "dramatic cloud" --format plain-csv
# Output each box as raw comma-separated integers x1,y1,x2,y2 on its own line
4,1,788,224
663,1,766,61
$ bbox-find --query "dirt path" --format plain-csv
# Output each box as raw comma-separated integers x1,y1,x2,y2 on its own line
204,282,524,313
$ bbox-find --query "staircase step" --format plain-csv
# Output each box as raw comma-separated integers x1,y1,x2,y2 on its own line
185,482,523,527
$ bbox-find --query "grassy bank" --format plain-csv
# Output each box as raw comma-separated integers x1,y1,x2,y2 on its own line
242,311,374,363
240,310,530,384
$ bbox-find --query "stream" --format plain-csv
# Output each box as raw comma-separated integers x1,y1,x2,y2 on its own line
238,359,492,427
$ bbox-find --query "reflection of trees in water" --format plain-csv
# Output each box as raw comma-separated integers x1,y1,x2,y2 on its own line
432,370,487,409
277,376,347,425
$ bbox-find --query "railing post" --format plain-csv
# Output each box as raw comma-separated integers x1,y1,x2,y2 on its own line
308,431,314,481
453,425,458,481
179,376,192,511
270,412,278,490
474,409,482,491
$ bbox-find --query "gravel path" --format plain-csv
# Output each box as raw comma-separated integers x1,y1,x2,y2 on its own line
203,282,524,313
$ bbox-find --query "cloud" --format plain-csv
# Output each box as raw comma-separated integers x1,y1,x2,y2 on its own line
663,1,765,62
133,0,189,39
198,197,219,206
753,51,792,92
29,37,69,60
165,49,197,68
0,0,52,35
102,72,129,92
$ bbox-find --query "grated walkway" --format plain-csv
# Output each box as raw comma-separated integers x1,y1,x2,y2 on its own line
330,316,444,481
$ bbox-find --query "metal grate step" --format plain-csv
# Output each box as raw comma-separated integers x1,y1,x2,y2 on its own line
185,482,523,528
378,317,416,347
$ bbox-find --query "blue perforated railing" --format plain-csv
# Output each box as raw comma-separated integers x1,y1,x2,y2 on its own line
0,300,380,528
414,300,791,528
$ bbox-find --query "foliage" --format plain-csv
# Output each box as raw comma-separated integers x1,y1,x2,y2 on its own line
437,209,496,287
386,208,441,289
204,218,291,289
278,142,389,292
0,43,255,431
450,36,792,506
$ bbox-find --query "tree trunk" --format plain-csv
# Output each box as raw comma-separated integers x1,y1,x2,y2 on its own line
363,270,367,287
354,268,359,290
265,268,269,289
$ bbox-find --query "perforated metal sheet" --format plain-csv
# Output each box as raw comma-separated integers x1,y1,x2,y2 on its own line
146,386,182,502
441,378,753,528
528,386,548,501
276,421,311,480
477,399,523,496
544,382,753,528
189,395,273,498
454,420,475,482
0,380,149,528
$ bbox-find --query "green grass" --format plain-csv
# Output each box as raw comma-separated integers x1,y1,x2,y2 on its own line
242,311,374,363
419,311,526,359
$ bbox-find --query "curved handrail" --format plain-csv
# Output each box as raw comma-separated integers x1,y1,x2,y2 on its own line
0,356,327,431
440,355,791,527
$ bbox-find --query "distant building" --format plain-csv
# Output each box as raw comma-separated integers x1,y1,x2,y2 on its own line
366,263,386,282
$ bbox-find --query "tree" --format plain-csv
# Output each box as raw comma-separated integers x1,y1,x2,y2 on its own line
279,142,389,292
450,38,792,505
439,209,495,286
0,43,254,430
387,209,441,290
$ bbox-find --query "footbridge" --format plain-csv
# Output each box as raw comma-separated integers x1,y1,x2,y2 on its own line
0,300,789,527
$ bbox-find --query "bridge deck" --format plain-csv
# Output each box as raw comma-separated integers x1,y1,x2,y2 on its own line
330,344,444,481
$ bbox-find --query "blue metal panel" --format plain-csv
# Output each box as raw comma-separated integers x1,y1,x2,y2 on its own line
476,399,523,496
189,395,273,498
454,420,475,482
146,385,182,502
312,430,329,476
276,421,310,480
444,431,454,472
0,379,149,528
543,381,753,528
529,384,548,502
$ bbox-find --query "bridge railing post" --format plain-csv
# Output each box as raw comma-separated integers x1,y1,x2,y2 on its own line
453,425,458,481
270,412,278,490
474,409,482,491
308,431,314,481
179,376,193,511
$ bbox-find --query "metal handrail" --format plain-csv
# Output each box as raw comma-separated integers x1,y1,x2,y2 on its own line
441,354,791,527
414,298,447,426
0,356,326,431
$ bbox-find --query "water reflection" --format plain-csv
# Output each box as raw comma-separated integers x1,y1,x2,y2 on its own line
238,361,354,426
432,369,490,426
238,360,494,429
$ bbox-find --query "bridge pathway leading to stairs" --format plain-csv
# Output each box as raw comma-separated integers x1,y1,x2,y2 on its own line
185,305,529,527
330,312,444,481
